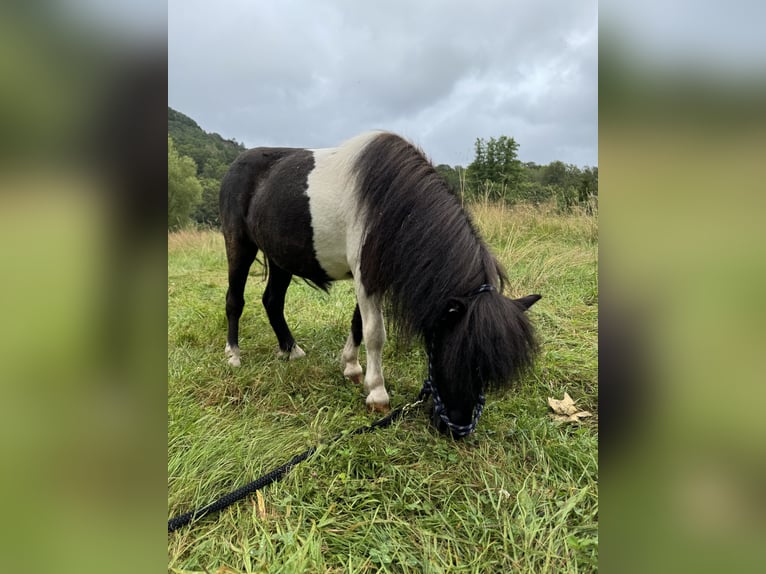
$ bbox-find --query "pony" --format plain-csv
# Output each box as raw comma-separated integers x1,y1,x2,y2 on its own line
219,131,540,437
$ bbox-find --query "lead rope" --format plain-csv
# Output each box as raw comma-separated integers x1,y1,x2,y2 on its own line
168,396,426,532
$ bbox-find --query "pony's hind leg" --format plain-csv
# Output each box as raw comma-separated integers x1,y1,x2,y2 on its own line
224,238,258,367
263,261,305,360
341,304,363,384
354,284,389,412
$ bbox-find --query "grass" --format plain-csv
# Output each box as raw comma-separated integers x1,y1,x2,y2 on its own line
168,201,598,573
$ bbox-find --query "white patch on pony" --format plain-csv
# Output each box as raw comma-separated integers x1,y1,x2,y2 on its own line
306,131,386,281
341,333,363,383
225,343,241,367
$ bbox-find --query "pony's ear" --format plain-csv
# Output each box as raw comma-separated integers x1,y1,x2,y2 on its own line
514,294,542,311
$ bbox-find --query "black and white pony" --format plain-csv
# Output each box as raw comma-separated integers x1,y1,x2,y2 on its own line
220,131,540,437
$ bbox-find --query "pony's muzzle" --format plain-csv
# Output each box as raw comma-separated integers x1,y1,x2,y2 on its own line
430,406,470,439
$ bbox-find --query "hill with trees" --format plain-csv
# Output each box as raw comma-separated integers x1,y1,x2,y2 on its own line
168,107,245,226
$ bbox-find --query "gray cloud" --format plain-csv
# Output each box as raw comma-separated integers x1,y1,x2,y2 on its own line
169,0,597,167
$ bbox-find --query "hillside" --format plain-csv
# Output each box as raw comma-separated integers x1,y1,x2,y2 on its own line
168,107,245,180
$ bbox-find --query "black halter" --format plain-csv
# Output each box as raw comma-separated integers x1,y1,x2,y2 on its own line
465,283,495,297
418,283,495,437
418,362,486,437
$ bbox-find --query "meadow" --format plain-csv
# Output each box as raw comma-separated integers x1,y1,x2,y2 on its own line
168,201,598,573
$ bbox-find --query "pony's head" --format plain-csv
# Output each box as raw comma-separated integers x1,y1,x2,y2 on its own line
427,288,540,438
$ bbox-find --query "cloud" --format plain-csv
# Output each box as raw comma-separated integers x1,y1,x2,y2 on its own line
169,0,597,166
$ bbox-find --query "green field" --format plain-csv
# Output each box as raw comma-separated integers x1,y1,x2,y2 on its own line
168,202,598,573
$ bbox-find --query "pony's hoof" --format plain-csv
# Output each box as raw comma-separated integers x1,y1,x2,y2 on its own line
225,344,240,367
278,345,306,360
343,361,363,384
289,345,306,360
367,402,390,414
347,373,363,385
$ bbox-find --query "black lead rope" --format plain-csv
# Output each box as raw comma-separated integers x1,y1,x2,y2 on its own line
168,399,421,532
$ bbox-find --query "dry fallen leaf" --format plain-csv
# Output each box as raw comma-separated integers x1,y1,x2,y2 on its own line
548,392,592,423
550,411,593,423
548,392,578,415
256,490,267,519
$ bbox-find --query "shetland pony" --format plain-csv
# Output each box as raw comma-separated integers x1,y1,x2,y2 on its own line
219,131,540,437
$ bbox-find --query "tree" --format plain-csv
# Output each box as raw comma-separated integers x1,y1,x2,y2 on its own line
579,166,598,201
466,136,523,200
541,161,567,187
201,157,229,180
434,164,464,194
555,185,579,213
192,177,222,227
168,135,203,230
513,180,555,205
469,138,488,185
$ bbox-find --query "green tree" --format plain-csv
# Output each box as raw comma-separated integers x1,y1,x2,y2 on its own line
201,157,229,180
542,161,583,190
513,180,555,205
466,136,523,200
435,164,464,193
192,177,222,227
541,160,567,187
522,162,545,184
168,135,203,230
579,166,598,201
555,185,579,213
469,138,488,185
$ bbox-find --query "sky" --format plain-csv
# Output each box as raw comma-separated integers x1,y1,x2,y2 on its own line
169,0,598,168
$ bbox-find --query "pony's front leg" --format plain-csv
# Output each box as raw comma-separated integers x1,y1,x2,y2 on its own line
354,285,389,412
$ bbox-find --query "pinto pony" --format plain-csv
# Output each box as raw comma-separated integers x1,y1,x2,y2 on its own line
220,131,540,437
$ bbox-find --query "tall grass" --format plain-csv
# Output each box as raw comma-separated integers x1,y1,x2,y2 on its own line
168,203,598,573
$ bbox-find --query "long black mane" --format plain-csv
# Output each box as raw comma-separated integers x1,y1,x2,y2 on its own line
353,133,537,401
354,133,502,334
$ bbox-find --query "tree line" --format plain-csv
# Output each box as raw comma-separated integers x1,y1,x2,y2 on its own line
168,108,597,230
436,135,597,212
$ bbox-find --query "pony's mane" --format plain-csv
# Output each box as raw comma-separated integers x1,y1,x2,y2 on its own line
352,132,506,339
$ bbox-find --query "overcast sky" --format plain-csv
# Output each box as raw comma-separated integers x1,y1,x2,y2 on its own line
169,1,597,168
